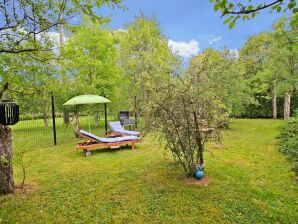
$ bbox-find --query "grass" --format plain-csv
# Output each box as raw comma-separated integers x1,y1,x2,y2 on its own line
1,119,297,223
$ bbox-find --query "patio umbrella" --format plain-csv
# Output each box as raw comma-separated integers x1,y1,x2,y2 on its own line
63,95,111,133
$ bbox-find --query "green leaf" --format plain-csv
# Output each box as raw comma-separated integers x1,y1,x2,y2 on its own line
228,3,234,10
221,0,227,7
224,16,233,24
288,1,296,9
229,19,236,29
214,3,220,12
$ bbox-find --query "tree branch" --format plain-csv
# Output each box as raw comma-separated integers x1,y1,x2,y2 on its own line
222,0,283,16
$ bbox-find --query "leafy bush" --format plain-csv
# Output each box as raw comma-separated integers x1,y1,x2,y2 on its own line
279,117,298,174
143,79,228,177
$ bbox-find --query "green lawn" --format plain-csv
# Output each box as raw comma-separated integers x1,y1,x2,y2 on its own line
1,119,297,223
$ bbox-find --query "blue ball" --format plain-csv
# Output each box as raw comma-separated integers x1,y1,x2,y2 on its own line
195,170,204,179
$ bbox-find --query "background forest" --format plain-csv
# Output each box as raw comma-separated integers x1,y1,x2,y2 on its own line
0,16,297,122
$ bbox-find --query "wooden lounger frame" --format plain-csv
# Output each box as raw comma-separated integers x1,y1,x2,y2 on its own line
76,134,141,156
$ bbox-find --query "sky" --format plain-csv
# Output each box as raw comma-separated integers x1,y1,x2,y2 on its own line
95,0,286,58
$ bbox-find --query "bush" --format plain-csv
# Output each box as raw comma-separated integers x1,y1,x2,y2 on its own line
279,117,298,174
143,79,228,177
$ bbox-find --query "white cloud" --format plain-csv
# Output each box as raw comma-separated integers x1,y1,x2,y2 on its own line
168,39,200,58
117,28,127,33
0,28,66,47
45,31,67,44
208,36,222,45
228,49,239,58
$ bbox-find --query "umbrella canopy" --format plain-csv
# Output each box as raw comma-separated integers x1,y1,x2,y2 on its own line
63,95,111,106
63,95,111,133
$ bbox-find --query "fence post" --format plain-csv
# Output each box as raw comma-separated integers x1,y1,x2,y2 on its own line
51,93,57,145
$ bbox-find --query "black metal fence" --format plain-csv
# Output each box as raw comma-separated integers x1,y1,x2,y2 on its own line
11,93,131,151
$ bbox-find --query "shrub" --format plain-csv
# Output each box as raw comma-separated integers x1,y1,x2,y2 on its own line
279,117,298,174
143,79,228,177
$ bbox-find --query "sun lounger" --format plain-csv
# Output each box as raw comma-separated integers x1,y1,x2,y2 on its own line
108,121,141,137
77,130,141,156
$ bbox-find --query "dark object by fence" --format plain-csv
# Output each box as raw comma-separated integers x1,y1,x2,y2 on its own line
51,94,57,145
0,100,19,125
119,111,129,125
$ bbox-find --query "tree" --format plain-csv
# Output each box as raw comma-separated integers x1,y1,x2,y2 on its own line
0,0,122,195
144,77,228,177
64,17,120,135
187,48,249,117
0,51,58,127
0,50,60,194
257,55,282,119
210,0,297,28
0,0,122,53
119,15,180,115
270,17,298,119
239,32,274,118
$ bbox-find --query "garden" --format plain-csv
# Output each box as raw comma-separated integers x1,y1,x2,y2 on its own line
0,0,298,223
1,119,298,223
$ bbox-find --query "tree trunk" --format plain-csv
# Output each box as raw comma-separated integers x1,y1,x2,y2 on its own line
193,112,204,171
0,124,14,195
272,92,277,119
134,96,138,129
284,93,291,120
63,111,69,125
43,111,48,128
74,112,80,138
95,112,100,127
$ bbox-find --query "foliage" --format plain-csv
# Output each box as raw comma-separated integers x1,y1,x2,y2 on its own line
187,48,250,116
270,17,298,94
210,0,297,28
119,15,180,113
143,74,228,176
0,0,122,53
0,119,297,223
0,51,59,127
239,17,298,118
239,32,274,117
279,116,298,173
64,17,120,100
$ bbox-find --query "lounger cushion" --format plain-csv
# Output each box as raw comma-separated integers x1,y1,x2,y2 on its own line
109,121,140,136
109,121,123,131
79,130,139,143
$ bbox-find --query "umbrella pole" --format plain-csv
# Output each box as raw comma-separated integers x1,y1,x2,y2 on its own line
88,111,90,132
104,103,107,133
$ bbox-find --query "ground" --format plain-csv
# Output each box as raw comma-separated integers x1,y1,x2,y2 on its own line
0,119,297,223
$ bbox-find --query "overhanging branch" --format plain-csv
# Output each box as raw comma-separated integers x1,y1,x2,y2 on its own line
222,0,284,16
